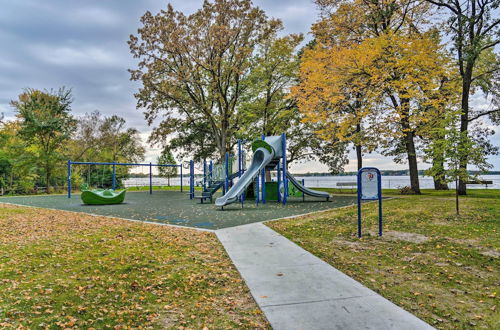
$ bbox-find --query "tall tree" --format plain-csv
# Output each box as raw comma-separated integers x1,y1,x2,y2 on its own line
297,0,459,192
11,88,76,193
157,148,178,186
100,115,146,164
425,0,500,194
129,0,282,161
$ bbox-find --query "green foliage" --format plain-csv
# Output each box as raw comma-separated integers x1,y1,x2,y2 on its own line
11,88,76,193
157,148,177,186
425,126,493,213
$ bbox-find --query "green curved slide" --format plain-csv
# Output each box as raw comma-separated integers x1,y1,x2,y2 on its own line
80,189,126,205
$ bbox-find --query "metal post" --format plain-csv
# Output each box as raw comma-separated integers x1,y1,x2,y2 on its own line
357,170,362,238
149,162,152,194
255,176,259,205
281,133,287,205
189,160,194,199
209,160,213,186
277,161,281,203
238,140,242,177
203,160,207,191
67,160,71,198
378,172,383,236
224,152,229,194
261,135,266,204
112,162,116,190
238,140,245,203
180,164,183,192
302,178,305,202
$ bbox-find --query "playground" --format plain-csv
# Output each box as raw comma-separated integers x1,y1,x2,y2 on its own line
0,190,357,229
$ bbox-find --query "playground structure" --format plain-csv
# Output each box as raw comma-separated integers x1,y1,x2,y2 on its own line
67,134,330,208
67,160,184,199
214,134,330,208
190,140,246,203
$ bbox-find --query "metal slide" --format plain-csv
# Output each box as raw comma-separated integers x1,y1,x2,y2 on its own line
215,147,274,207
286,172,330,200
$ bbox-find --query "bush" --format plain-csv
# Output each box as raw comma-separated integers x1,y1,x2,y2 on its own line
399,185,417,195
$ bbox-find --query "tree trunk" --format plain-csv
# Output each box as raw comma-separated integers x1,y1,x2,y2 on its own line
45,165,51,194
355,124,362,170
405,131,421,194
432,157,449,190
356,144,362,170
400,99,420,194
458,62,473,195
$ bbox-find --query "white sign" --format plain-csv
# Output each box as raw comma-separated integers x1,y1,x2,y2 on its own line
361,169,379,199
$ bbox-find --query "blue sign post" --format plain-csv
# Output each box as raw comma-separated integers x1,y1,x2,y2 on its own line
357,167,382,238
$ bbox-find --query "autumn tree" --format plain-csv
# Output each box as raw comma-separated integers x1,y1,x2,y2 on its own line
296,0,459,192
296,0,434,172
129,0,283,161
12,88,76,193
425,0,500,194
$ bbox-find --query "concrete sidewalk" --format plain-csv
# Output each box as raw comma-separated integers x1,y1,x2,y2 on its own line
216,223,434,330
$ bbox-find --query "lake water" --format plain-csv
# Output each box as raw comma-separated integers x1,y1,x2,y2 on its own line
123,174,500,190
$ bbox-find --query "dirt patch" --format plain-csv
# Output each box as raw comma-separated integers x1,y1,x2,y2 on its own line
480,249,499,258
382,231,430,243
332,239,363,249
450,238,499,258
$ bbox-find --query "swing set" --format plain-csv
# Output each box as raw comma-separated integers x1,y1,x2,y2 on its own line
66,160,184,198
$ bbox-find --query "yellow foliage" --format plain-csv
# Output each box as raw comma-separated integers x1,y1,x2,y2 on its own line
293,30,459,146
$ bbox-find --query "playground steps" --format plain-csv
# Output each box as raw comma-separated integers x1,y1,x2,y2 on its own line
194,173,241,204
194,181,224,203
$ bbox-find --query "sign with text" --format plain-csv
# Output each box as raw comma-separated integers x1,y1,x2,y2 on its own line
357,167,382,238
360,169,379,200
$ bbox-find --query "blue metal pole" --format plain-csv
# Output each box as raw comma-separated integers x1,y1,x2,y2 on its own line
357,170,362,238
238,140,245,203
255,176,259,205
277,161,281,203
238,140,242,177
209,160,213,186
149,162,152,194
378,171,383,236
302,178,305,202
203,160,207,191
180,164,183,192
67,160,71,198
112,162,116,190
261,134,266,204
282,133,287,205
224,152,229,194
190,160,194,199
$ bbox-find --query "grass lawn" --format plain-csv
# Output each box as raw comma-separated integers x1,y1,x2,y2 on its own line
267,189,499,329
0,204,268,328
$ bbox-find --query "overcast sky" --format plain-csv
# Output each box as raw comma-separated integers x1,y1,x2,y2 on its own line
0,0,498,172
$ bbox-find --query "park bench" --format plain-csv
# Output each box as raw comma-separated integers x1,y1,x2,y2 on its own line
336,181,357,193
465,180,493,188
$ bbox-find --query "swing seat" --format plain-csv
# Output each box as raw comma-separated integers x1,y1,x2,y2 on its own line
81,189,127,205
